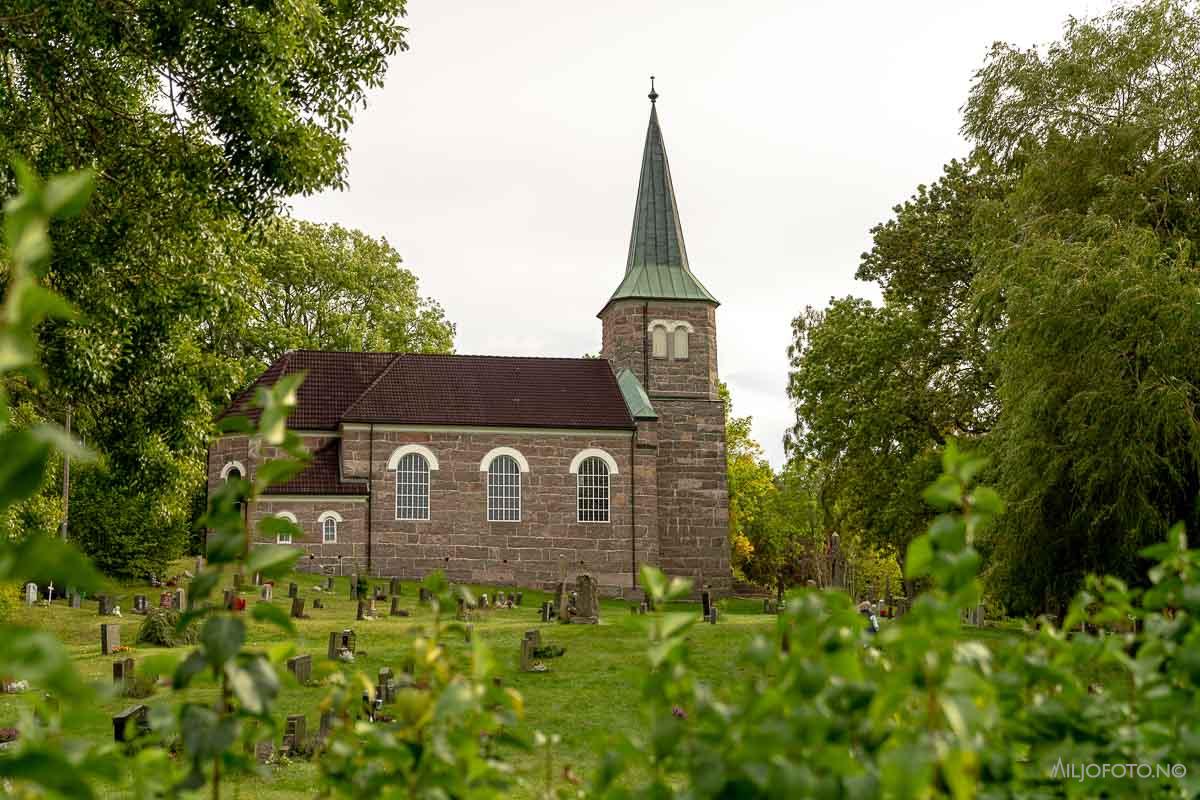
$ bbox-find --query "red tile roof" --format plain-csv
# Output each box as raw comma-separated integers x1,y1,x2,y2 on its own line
221,350,635,432
263,439,368,496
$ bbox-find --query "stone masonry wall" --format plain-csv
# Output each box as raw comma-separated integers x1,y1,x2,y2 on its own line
344,427,646,598
250,497,368,575
600,299,718,399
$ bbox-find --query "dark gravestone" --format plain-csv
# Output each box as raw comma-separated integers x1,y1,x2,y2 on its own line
283,714,307,755
325,576,335,591
390,597,406,617
540,601,553,622
373,585,386,602
313,598,323,609
112,657,135,685
389,577,401,596
100,623,120,655
97,595,113,616
701,591,712,619
132,595,148,615
291,597,306,619
356,600,365,621
286,654,312,685
572,575,600,624
520,637,536,672
327,629,356,660
288,582,298,599
112,704,149,742
456,597,467,621
418,587,430,604
707,607,719,625
515,592,523,606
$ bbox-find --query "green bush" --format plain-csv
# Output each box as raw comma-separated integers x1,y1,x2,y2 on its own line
136,607,198,648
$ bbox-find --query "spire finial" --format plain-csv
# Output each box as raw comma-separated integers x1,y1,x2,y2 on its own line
648,75,658,104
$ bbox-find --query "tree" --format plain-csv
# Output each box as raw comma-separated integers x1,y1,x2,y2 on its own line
722,383,775,580
0,1,410,575
212,217,455,381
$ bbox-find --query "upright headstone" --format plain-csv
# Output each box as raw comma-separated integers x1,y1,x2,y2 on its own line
288,582,298,599
572,574,600,624
318,709,335,743
313,598,323,609
261,584,273,601
69,592,81,609
291,597,306,619
100,623,120,655
707,607,719,625
515,592,523,606
540,601,553,622
524,629,542,649
389,577,401,596
456,597,467,621
223,589,236,610
377,667,394,702
172,587,187,611
554,580,570,621
325,576,335,591
350,574,359,598
286,654,312,685
701,590,712,619
133,595,148,615
373,585,386,602
391,597,405,617
356,600,365,621
24,583,37,605
112,657,135,685
97,595,113,616
283,714,307,755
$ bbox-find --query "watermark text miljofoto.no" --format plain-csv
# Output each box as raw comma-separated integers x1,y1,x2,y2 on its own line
1052,759,1187,782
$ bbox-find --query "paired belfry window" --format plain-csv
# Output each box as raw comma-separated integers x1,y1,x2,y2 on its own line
649,320,692,360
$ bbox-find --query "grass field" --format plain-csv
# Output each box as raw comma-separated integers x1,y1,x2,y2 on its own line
2,567,777,798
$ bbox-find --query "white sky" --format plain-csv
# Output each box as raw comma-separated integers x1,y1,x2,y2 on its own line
290,0,1107,468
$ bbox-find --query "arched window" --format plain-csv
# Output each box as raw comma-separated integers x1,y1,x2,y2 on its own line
576,456,610,522
318,511,342,543
221,461,246,515
486,454,521,522
673,326,689,360
395,453,431,520
274,511,297,545
651,325,668,359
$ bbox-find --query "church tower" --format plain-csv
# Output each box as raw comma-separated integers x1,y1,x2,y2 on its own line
599,82,731,594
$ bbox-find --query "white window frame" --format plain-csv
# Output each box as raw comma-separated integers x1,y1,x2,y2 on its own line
484,452,523,522
575,457,611,523
220,461,246,481
317,510,342,543
274,511,297,545
394,452,431,521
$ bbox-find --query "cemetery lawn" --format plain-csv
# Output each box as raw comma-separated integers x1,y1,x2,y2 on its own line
3,568,775,799
5,571,1123,798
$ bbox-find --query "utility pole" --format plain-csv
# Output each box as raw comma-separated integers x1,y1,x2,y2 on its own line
60,406,71,540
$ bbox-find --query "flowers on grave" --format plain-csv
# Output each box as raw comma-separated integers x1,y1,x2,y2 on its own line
1,680,28,694
110,644,132,654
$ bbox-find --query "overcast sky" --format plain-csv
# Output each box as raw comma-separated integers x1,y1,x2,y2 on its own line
290,0,1108,468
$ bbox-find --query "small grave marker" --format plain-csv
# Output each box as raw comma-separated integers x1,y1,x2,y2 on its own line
288,582,298,599
112,657,135,685
261,584,273,601
286,654,312,685
291,597,306,619
24,583,37,606
390,597,407,617
112,704,149,742
701,590,712,619
313,598,323,609
283,714,307,755
69,593,81,609
132,595,148,615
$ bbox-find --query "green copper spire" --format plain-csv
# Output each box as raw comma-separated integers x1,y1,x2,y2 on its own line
602,81,718,311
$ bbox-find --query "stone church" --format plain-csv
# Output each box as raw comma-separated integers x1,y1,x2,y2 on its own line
208,90,730,597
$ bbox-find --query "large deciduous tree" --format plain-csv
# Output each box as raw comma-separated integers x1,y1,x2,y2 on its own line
0,1,410,575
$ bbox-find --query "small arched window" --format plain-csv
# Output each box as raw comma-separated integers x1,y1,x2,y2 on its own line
651,325,668,359
318,510,342,543
274,511,297,545
221,461,246,515
673,326,689,360
395,453,431,520
576,456,610,523
486,454,521,522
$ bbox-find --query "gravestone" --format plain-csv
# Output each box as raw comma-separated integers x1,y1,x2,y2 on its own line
762,598,775,614
132,595,148,615
325,576,335,591
456,597,467,621
291,597,306,619
707,607,719,625
351,574,359,598
554,580,570,621
327,629,356,660
638,601,648,614
318,709,335,743
97,595,113,616
223,589,236,610
377,667,394,702
389,577,401,595
356,600,365,621
69,593,81,609
172,587,186,611
288,582,298,599
112,657,135,685
261,584,273,601
391,597,406,617
373,585,386,602
524,629,541,649
701,590,712,619
515,592,522,606
112,704,149,742
159,592,173,609
255,740,274,764
100,623,120,655
286,654,312,686
24,583,37,605
540,601,553,622
283,714,307,755
313,598,323,609
572,574,599,624
418,587,431,604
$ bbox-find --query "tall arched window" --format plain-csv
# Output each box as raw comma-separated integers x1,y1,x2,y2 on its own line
486,455,521,522
221,461,246,515
576,456,610,522
395,453,431,520
651,325,668,359
673,326,689,360
318,511,342,543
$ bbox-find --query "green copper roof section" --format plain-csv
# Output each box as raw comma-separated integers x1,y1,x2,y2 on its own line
603,91,718,311
616,368,657,420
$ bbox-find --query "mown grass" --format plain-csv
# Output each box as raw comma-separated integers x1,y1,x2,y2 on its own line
2,567,775,799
